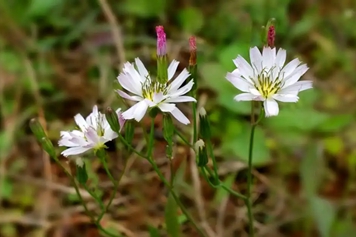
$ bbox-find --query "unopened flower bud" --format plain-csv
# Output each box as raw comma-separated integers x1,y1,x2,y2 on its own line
163,114,174,142
188,36,198,95
199,107,211,140
124,120,135,146
75,158,88,184
40,137,56,158
29,118,47,140
105,107,124,133
195,139,208,167
156,25,168,83
156,25,167,56
189,36,197,66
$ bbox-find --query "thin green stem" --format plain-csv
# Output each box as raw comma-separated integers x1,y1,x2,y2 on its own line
52,159,119,237
147,118,155,157
206,140,219,180
246,123,256,237
175,128,194,149
192,103,198,143
118,133,147,158
147,157,207,237
246,106,264,237
146,118,206,237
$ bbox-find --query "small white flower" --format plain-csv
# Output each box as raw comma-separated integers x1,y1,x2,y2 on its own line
58,105,123,157
116,58,196,125
226,47,313,117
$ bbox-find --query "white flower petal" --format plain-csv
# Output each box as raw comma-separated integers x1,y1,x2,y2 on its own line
233,56,254,81
234,93,256,101
159,103,176,112
122,100,149,122
61,146,92,157
152,92,165,104
168,60,180,80
226,72,253,92
273,94,299,102
170,107,190,125
169,68,190,91
169,80,194,98
165,96,196,103
117,73,142,96
74,114,88,131
250,47,263,73
116,89,142,101
283,64,309,88
281,58,301,78
135,58,149,80
264,99,279,117
279,81,313,95
262,47,276,71
275,48,286,69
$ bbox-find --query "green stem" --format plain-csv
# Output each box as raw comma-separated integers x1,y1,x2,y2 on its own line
206,140,219,180
52,159,118,237
118,133,147,159
147,118,206,237
246,123,256,237
192,103,198,143
147,118,155,157
96,150,127,222
246,106,264,237
174,128,194,149
148,157,207,237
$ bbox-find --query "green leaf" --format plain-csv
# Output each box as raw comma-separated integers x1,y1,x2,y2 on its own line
300,145,323,197
317,114,353,133
218,44,250,70
123,0,166,17
323,136,344,155
0,178,13,199
76,164,88,185
26,0,61,18
309,197,336,237
265,108,329,132
200,63,250,114
214,175,235,203
148,226,160,237
221,121,270,166
164,193,180,237
178,7,204,34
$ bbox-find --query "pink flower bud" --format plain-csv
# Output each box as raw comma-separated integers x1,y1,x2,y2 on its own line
156,25,166,56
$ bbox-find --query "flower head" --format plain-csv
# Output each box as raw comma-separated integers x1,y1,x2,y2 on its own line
226,47,312,117
189,36,197,66
58,105,123,157
116,58,196,124
156,25,166,56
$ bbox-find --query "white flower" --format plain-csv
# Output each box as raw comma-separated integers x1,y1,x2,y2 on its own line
226,47,313,117
116,58,196,124
58,105,123,157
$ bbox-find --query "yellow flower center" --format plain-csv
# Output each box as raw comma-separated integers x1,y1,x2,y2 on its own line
141,78,169,101
254,68,284,99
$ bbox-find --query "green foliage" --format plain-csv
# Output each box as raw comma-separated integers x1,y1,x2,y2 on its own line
164,193,181,237
221,120,270,166
178,7,204,34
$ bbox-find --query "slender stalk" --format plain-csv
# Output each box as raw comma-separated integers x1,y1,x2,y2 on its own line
174,128,194,149
192,103,198,143
147,119,155,157
147,118,207,237
96,150,127,222
246,123,256,237
206,140,219,180
246,106,264,237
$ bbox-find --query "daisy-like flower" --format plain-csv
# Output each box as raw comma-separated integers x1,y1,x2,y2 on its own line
116,58,196,124
58,105,124,157
226,47,313,117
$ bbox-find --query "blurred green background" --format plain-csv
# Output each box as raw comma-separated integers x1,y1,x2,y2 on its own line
1,0,356,236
